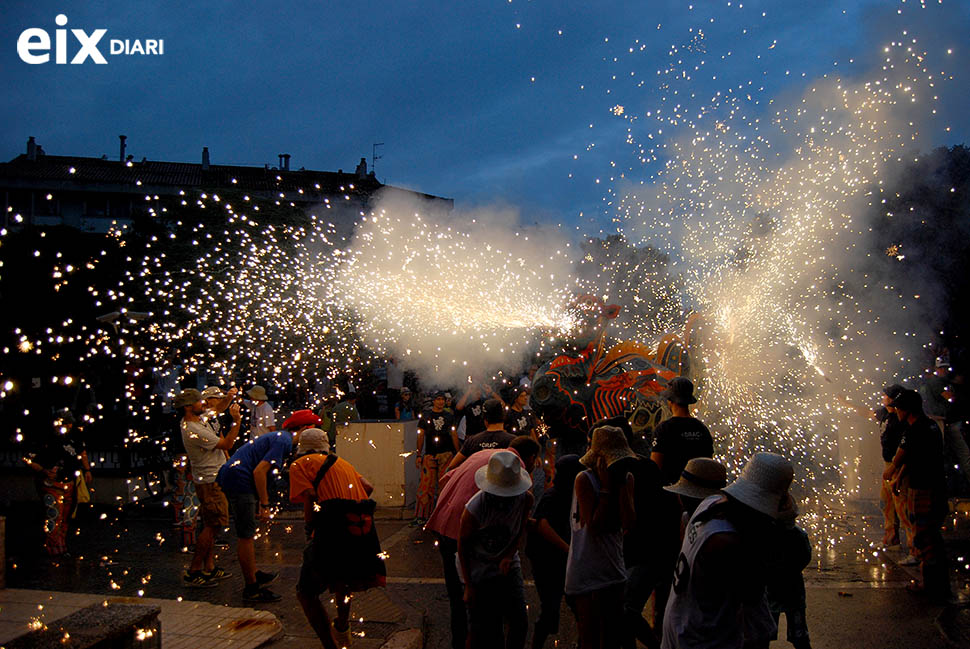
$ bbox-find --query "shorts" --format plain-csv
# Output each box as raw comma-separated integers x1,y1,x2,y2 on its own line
195,481,229,528
297,541,334,596
225,491,258,539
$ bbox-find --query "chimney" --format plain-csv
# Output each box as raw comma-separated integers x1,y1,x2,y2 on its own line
356,157,368,177
202,146,210,171
282,154,291,171
27,136,37,161
119,135,127,162
278,154,284,169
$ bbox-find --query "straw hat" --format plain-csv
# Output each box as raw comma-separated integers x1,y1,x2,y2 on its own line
297,428,329,455
580,425,636,468
475,450,532,497
247,385,269,401
723,452,794,519
663,457,727,500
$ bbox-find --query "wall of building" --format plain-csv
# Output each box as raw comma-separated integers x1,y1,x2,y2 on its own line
330,420,419,509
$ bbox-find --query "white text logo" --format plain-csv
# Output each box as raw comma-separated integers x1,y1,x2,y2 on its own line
17,14,164,64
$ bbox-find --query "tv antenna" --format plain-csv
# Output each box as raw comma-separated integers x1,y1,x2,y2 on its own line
372,142,384,179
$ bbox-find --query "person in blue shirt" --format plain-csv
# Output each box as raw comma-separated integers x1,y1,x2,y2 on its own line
217,429,294,602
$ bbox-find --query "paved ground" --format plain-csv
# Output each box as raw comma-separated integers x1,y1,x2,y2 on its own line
0,589,282,649
2,498,969,648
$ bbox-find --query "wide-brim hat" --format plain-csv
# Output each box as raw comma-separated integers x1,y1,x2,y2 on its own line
475,450,532,497
580,425,636,468
283,409,323,430
661,376,697,405
722,452,794,519
173,388,202,409
201,386,226,400
247,385,269,401
297,427,329,455
664,457,727,500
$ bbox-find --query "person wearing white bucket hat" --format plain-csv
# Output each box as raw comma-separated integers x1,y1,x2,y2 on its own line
458,450,534,649
661,452,793,649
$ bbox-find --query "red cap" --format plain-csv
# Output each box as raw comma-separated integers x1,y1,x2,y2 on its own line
282,409,322,430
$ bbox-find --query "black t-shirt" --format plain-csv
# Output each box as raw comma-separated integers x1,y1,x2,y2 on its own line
899,415,944,490
651,416,714,485
460,429,515,456
457,400,486,437
527,485,572,571
418,409,456,455
876,407,905,463
608,455,679,567
34,428,87,482
505,409,537,438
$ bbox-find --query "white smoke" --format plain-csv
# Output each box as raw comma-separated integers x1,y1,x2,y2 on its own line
331,190,579,387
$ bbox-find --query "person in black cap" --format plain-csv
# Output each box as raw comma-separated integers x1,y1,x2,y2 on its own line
839,384,909,549
883,389,950,599
650,377,713,486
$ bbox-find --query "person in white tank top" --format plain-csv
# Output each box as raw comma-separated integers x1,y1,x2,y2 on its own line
565,425,637,649
661,452,794,649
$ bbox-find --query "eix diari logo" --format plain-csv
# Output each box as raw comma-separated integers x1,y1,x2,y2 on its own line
17,14,164,64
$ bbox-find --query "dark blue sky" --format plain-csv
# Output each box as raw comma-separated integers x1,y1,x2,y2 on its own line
3,1,968,229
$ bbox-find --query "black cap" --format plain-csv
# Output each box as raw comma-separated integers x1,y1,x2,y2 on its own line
882,384,905,401
662,377,697,405
890,389,922,414
483,398,505,424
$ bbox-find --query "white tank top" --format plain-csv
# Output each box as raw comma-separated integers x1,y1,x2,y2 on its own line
564,470,627,595
661,495,773,649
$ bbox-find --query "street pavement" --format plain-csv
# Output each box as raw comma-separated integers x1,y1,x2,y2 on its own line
3,498,969,648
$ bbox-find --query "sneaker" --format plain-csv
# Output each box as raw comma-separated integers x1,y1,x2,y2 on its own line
183,570,218,588
202,566,232,581
255,570,278,586
243,586,282,603
408,518,425,528
899,555,920,566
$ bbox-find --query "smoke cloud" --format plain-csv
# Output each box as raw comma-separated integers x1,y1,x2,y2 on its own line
331,190,579,387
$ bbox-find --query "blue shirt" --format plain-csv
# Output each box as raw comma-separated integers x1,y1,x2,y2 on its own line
217,432,292,494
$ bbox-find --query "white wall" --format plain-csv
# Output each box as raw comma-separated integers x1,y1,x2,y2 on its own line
332,420,419,508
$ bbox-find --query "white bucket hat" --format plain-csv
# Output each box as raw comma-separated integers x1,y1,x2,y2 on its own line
297,427,329,455
722,452,793,519
475,451,532,497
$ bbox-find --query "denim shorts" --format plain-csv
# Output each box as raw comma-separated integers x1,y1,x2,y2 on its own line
225,491,258,539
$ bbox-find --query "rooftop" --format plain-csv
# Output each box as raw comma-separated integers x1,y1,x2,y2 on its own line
0,139,449,204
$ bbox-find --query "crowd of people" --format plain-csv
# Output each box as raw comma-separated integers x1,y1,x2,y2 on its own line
20,350,967,649
173,384,384,649
422,376,814,649
836,353,966,601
